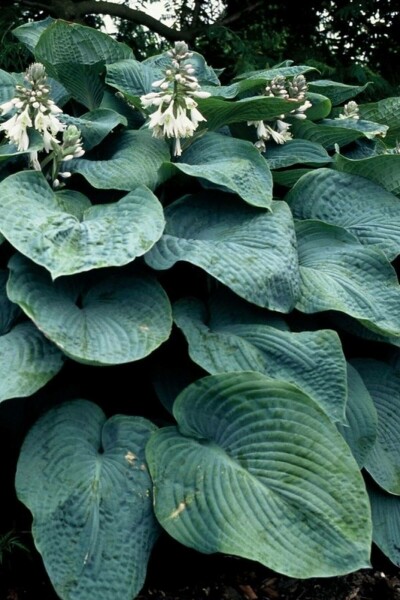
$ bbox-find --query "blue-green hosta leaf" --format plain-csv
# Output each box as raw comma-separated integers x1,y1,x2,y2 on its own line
359,98,400,146
287,169,400,261
272,168,312,188
143,51,219,86
106,59,156,100
33,21,132,109
290,118,388,149
352,359,400,495
308,80,370,106
337,364,378,468
12,17,54,53
196,96,303,131
368,483,400,566
34,20,133,66
60,109,127,151
7,255,172,366
0,321,64,403
175,132,272,209
0,269,63,401
334,153,400,198
0,270,20,333
145,193,299,312
68,130,170,191
16,400,159,600
146,372,371,578
265,139,332,169
295,220,400,338
0,69,18,104
174,296,347,423
0,171,165,278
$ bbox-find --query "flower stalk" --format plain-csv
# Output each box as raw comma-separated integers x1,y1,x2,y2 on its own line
140,42,210,156
248,74,312,151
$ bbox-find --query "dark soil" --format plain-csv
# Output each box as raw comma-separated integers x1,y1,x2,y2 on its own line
1,535,400,600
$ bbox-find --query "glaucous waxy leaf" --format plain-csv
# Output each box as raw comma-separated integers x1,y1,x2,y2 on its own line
265,139,332,169
60,109,127,151
0,68,18,104
334,153,400,198
143,50,219,86
146,372,372,578
304,93,332,121
287,169,400,260
7,255,172,365
0,171,165,279
352,359,400,494
368,483,400,567
290,118,388,149
175,132,273,209
16,400,159,600
295,220,400,338
12,17,54,53
34,20,133,66
336,364,378,468
233,65,316,81
145,193,300,312
273,168,312,188
0,269,64,402
69,130,170,191
308,80,370,106
359,97,400,146
173,296,347,423
106,59,157,100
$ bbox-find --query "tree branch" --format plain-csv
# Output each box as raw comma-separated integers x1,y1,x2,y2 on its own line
218,0,264,26
20,0,200,42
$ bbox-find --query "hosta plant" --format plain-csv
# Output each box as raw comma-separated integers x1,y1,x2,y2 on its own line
1,17,400,600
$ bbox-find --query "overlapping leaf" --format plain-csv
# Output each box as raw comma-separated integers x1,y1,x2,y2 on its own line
308,80,369,106
334,153,400,197
146,372,371,578
368,483,400,567
145,193,300,311
0,270,63,402
0,171,165,278
16,400,159,600
61,109,127,151
287,169,400,260
175,132,273,209
173,296,347,423
359,97,400,146
265,139,332,169
7,255,172,366
352,359,400,494
68,130,170,191
295,220,400,337
290,118,388,149
337,364,378,468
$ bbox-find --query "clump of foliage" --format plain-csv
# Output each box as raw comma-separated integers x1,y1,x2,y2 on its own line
0,18,400,600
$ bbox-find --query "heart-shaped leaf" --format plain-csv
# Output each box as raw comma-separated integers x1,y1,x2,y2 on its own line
16,399,159,600
7,254,172,365
290,118,388,149
0,171,165,278
175,132,273,209
265,139,332,169
146,372,371,578
145,193,300,312
174,295,347,423
295,220,400,337
68,130,170,191
0,269,63,402
61,109,127,151
287,169,400,260
334,153,400,198
308,80,369,106
359,98,400,146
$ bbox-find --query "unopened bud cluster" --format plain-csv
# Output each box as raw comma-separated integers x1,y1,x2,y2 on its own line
338,101,359,120
248,74,312,151
140,41,210,156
